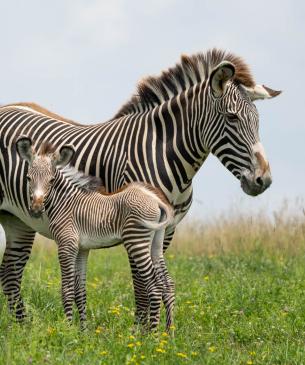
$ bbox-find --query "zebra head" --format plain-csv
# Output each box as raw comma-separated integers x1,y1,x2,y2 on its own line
16,137,75,217
207,61,281,196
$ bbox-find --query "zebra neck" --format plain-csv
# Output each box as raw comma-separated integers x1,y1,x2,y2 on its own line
44,170,78,214
153,82,210,183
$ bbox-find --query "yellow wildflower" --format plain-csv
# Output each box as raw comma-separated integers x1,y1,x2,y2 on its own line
249,351,256,356
169,325,176,330
208,346,216,353
47,327,55,335
191,351,198,356
161,332,169,337
129,335,135,340
140,355,146,359
100,351,108,356
156,348,166,353
204,275,209,281
127,343,135,348
176,352,187,358
246,361,253,365
95,326,102,334
135,341,142,346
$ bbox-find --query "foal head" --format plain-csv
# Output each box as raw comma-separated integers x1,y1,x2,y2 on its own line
16,137,75,217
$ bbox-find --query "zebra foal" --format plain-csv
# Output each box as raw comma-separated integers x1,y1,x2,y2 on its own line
16,137,175,331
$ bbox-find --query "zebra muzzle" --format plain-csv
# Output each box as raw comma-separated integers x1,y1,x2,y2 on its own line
29,202,45,218
240,169,272,196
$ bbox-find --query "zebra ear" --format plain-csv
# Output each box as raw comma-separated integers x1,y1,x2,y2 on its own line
16,137,34,164
244,84,282,101
56,145,75,167
209,61,235,97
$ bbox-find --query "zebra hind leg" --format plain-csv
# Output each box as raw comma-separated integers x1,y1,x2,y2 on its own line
159,258,175,334
74,249,89,330
160,226,176,333
0,212,35,321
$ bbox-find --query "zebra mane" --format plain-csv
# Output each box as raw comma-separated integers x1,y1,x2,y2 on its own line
60,165,102,192
115,48,255,118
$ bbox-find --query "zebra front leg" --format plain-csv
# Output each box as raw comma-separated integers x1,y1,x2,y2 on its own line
57,240,79,323
74,249,89,329
0,212,35,321
127,252,150,328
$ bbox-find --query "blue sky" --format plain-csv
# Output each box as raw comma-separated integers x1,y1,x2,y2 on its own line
0,0,304,220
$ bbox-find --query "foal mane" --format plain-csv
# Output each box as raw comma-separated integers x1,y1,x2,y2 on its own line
61,166,102,192
115,48,255,118
34,142,170,201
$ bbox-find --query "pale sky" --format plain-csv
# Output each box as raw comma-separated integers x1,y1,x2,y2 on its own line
0,0,304,220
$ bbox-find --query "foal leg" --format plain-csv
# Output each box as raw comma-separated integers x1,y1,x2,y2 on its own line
123,227,163,331
0,213,35,320
127,252,150,327
57,239,79,322
74,249,89,329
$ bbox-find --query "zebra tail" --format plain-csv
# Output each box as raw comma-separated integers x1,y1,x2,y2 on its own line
141,201,173,231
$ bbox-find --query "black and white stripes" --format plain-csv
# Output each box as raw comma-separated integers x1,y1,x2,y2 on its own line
17,138,174,330
0,48,280,322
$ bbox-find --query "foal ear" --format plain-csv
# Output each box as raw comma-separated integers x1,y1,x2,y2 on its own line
56,145,75,167
16,137,34,164
209,61,235,97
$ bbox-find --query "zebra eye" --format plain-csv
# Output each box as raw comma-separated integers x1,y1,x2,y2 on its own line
26,175,31,181
49,178,55,184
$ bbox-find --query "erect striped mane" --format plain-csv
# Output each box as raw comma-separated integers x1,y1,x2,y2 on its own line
61,166,102,192
115,48,255,118
62,168,169,205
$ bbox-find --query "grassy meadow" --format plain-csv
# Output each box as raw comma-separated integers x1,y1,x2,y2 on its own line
0,203,305,365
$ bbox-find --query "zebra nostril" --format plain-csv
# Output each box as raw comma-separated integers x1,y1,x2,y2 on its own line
256,176,264,187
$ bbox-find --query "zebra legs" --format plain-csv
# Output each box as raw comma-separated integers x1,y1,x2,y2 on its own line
126,226,176,332
124,235,163,331
0,212,35,320
152,228,176,333
74,249,89,328
127,252,150,327
57,240,79,322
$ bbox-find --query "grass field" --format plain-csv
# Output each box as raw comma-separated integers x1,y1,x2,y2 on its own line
0,206,305,365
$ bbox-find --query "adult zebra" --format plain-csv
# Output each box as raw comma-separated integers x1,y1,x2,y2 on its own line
0,49,280,322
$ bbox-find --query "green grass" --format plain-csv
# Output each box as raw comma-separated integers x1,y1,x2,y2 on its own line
1,241,305,365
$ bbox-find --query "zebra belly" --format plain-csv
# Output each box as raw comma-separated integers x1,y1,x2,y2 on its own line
79,235,122,250
0,203,53,239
